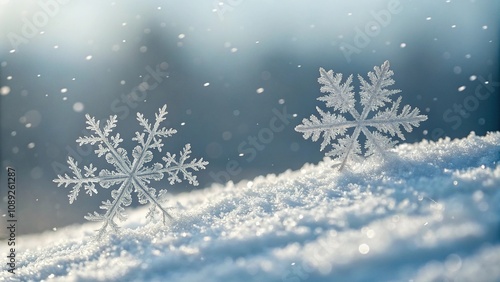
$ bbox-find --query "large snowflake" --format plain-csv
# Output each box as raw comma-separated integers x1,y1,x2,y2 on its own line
54,105,208,237
295,61,427,170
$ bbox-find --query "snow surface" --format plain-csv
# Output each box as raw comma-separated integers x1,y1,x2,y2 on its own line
2,132,500,282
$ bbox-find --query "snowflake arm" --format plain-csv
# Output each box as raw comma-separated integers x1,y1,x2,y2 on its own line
159,144,209,186
358,60,401,114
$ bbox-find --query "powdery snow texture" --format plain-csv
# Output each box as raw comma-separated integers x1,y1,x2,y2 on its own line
2,132,500,282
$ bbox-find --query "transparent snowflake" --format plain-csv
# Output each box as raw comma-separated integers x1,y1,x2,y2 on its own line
54,105,208,237
295,61,427,170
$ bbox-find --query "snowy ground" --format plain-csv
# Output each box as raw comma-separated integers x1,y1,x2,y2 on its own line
2,132,500,282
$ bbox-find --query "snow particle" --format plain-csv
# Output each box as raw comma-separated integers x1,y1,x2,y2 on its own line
400,43,407,48
178,33,185,39
0,86,11,95
478,118,485,125
482,25,488,30
472,190,484,202
139,46,148,53
444,254,462,272
453,66,462,74
457,86,466,92
203,82,210,87
85,55,93,60
61,88,68,94
222,131,232,141
426,17,432,20
246,181,253,188
278,99,285,104
73,102,85,112
256,88,264,94
366,229,376,238
20,110,42,128
233,110,240,116
358,244,370,254
27,142,35,149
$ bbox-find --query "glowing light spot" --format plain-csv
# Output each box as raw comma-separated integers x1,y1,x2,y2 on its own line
359,244,370,254
256,88,264,94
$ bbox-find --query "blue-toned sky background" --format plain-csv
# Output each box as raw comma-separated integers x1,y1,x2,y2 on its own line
1,0,499,235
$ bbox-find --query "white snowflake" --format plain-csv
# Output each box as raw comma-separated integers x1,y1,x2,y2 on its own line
295,60,427,170
54,105,208,237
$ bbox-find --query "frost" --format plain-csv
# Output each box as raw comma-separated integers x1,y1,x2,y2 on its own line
295,60,427,170
54,105,208,237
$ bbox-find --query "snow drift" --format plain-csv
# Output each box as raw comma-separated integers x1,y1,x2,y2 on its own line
2,132,500,282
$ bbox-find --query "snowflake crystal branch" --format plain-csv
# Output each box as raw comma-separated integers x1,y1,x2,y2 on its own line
295,61,427,170
54,105,208,237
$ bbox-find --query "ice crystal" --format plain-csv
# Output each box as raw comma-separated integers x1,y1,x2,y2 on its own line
295,61,427,170
54,105,208,237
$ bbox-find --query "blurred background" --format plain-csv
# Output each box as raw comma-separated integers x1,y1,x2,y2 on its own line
1,0,499,235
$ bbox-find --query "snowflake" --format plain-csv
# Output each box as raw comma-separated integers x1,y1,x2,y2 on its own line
295,60,427,170
54,105,208,237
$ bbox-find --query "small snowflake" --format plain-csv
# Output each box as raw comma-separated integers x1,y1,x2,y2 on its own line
295,61,427,170
54,105,208,237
